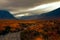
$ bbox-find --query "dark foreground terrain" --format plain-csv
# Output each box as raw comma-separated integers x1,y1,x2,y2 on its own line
0,20,60,40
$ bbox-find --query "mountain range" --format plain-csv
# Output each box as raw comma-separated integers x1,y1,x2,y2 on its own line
0,8,60,20
18,8,60,20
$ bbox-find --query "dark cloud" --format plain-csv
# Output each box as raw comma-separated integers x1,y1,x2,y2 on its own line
0,0,60,14
0,0,60,8
6,0,60,8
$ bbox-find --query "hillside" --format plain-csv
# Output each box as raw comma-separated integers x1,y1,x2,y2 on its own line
0,10,16,19
19,8,60,20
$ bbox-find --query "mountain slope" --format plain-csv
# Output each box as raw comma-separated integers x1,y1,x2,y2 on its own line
39,8,60,19
0,10,16,19
18,8,60,20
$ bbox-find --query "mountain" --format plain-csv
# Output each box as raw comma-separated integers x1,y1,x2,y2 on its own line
0,10,16,19
18,8,60,20
39,8,60,19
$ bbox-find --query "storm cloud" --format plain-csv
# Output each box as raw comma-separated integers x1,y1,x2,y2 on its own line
0,0,60,10
0,0,60,18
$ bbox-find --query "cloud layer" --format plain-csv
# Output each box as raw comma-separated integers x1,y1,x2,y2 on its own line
0,0,59,10
0,0,60,18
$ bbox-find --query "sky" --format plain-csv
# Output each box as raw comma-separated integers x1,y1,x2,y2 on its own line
0,0,60,18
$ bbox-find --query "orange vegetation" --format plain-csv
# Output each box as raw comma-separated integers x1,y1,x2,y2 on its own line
0,20,60,40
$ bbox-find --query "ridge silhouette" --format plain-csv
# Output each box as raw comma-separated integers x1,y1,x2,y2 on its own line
0,10,16,19
19,8,60,20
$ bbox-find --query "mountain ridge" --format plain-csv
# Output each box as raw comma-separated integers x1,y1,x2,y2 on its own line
18,8,60,20
0,10,16,19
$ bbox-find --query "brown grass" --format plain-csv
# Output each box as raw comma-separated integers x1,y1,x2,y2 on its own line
0,20,60,40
